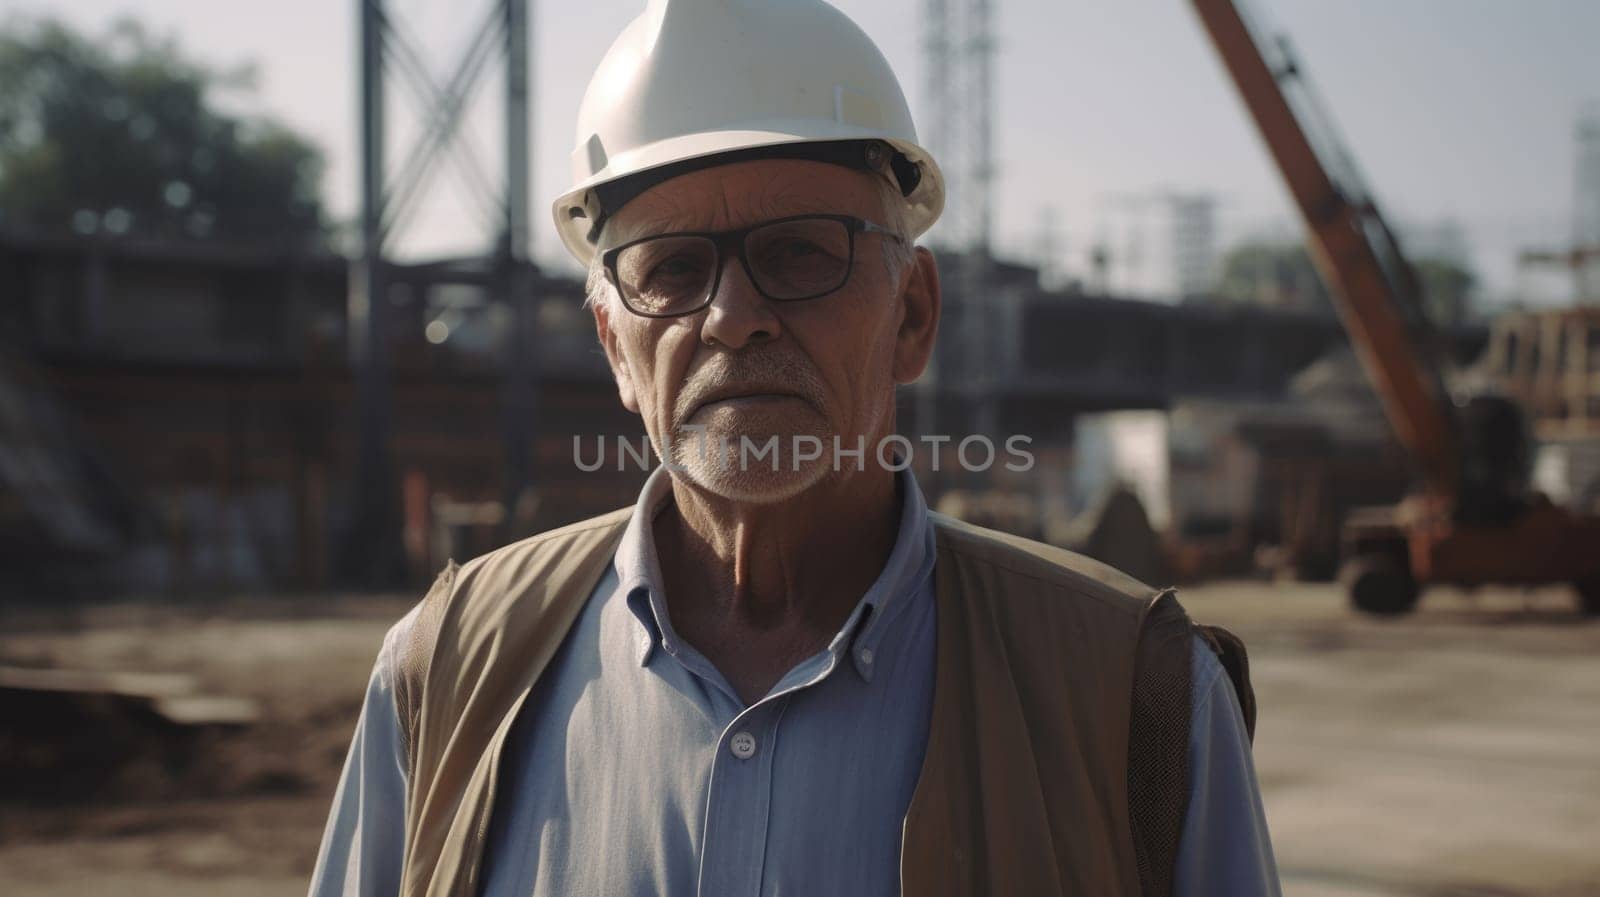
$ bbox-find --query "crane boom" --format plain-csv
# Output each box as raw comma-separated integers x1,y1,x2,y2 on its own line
1189,0,1462,504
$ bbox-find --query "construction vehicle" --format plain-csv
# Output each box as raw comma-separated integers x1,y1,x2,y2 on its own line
1190,0,1600,615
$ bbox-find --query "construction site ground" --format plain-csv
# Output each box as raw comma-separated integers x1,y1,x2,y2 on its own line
1,580,1597,897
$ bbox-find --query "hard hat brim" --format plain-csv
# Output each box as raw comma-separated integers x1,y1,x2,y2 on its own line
553,127,943,267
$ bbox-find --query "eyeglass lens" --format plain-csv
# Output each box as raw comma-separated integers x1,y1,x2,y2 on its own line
615,217,853,316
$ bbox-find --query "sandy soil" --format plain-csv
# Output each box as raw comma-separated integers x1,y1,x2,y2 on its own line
2,582,1597,897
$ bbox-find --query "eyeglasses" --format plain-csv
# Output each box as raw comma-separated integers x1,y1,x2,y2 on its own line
600,213,905,318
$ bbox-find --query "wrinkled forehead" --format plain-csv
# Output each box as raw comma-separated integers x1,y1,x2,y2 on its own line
602,158,888,247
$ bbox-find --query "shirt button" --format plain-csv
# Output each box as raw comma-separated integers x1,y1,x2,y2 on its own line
729,730,757,760
859,648,875,665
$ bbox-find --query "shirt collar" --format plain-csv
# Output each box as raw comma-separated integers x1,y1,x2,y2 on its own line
612,462,934,681
614,464,676,666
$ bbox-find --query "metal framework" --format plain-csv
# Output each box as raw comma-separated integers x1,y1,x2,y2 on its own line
923,0,996,256
1518,104,1600,304
922,0,1000,441
349,0,533,585
1571,103,1600,302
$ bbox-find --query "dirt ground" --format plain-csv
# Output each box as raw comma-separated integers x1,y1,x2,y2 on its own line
1,581,1597,897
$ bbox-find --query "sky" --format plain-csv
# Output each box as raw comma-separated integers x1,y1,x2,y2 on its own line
5,0,1596,302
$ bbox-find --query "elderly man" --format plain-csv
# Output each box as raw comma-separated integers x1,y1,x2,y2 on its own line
309,1,1279,896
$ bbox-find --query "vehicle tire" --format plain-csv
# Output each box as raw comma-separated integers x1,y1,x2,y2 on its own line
1341,553,1420,617
1577,579,1600,617
1296,550,1339,583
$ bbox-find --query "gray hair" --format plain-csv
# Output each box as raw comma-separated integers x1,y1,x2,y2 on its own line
584,172,916,311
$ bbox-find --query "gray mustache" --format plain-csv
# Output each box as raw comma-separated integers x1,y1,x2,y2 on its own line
673,353,827,424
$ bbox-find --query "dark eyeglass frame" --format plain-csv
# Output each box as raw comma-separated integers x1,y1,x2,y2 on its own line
600,213,906,319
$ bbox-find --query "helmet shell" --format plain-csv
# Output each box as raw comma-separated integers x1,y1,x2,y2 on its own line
552,0,944,265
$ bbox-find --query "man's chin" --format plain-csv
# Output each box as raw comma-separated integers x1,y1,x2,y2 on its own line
664,426,838,505
672,455,835,505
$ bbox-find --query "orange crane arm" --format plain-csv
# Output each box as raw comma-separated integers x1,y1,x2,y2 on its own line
1189,0,1461,504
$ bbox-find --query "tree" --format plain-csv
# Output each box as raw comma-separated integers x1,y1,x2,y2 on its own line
1215,241,1332,312
1216,239,1478,326
0,18,326,248
1411,256,1476,327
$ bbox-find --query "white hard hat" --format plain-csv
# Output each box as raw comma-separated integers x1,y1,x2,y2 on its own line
552,0,945,266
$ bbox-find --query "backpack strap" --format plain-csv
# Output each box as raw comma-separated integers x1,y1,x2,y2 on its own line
1127,589,1193,897
1193,622,1256,743
1127,592,1258,897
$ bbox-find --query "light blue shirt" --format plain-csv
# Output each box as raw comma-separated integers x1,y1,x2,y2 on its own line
309,465,1279,897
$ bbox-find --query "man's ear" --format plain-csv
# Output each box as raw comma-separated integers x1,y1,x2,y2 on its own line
593,298,641,413
892,246,941,384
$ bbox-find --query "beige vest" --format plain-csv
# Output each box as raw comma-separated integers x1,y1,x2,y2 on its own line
393,508,1202,897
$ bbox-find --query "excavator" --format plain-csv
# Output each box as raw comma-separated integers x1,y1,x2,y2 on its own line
1189,0,1600,615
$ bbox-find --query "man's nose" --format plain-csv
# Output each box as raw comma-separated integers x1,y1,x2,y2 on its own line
699,254,781,349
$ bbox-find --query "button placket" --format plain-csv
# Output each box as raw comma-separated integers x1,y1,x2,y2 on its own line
698,697,791,897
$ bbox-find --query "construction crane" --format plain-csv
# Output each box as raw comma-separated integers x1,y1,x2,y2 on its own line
1190,0,1600,615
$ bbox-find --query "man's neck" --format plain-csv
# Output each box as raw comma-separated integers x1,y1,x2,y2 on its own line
652,462,902,702
659,463,900,627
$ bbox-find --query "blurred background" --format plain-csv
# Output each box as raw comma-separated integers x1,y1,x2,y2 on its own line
1,0,1597,895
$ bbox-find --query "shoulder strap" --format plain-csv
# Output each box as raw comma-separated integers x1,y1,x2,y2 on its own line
1193,623,1256,742
1127,590,1193,897
1127,594,1259,897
